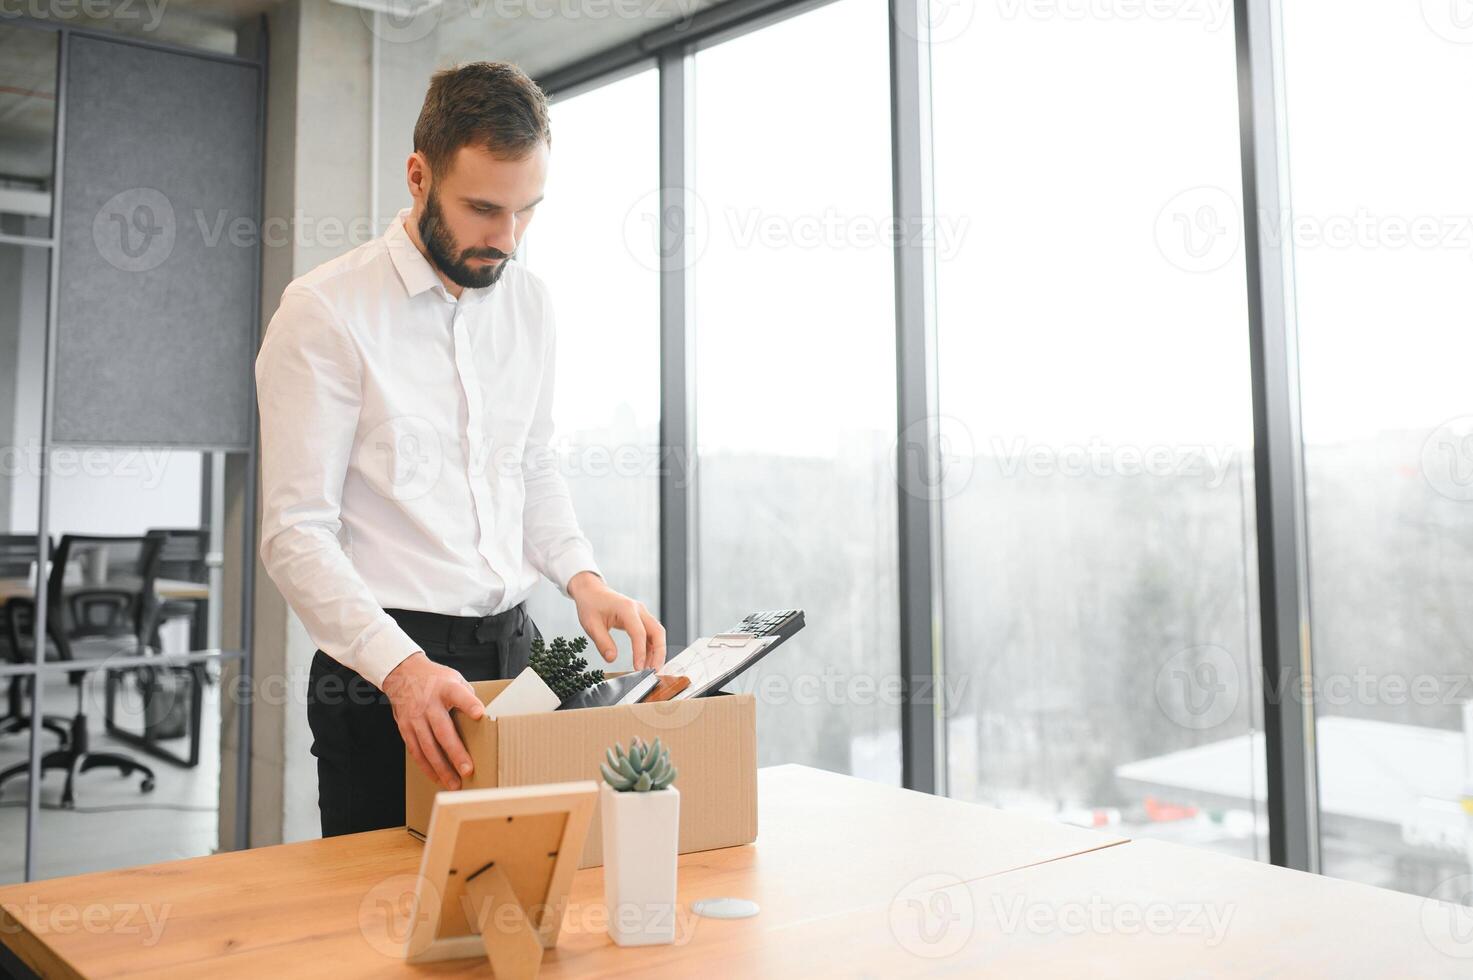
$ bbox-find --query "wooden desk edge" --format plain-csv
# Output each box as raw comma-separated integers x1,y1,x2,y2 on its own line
0,904,84,980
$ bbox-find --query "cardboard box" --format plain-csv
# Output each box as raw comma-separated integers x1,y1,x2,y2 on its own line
405,675,758,869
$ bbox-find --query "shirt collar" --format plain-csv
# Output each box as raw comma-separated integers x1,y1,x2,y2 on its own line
384,209,447,300
384,209,506,307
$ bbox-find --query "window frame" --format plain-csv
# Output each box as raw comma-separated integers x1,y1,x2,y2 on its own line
540,0,1323,872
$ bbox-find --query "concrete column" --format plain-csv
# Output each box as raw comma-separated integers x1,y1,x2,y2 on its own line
219,0,376,849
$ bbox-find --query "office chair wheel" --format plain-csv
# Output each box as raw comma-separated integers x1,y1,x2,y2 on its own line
140,776,155,793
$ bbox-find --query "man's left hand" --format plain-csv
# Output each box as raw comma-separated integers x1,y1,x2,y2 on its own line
568,571,667,670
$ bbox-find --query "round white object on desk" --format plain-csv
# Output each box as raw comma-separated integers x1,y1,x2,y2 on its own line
692,897,760,919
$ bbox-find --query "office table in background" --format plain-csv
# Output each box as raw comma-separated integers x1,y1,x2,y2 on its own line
0,578,210,606
0,765,1463,977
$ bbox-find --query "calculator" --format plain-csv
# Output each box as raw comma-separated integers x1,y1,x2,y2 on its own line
670,609,805,698
711,609,805,645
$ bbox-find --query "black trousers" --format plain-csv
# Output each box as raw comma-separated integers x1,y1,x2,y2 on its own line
306,603,541,838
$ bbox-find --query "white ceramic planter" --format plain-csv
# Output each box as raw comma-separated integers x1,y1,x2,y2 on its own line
600,782,680,946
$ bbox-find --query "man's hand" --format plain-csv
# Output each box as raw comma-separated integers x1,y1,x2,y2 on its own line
382,652,485,790
569,571,667,670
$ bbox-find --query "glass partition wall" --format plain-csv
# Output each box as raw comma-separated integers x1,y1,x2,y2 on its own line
0,17,260,882
0,228,49,884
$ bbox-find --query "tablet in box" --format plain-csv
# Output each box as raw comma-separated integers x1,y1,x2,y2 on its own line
405,673,758,869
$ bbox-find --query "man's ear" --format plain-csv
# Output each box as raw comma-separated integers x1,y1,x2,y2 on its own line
406,151,431,203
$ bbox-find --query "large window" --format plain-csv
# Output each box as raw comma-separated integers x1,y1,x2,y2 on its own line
1280,2,1473,896
524,69,663,661
367,0,1472,896
691,0,901,781
931,3,1264,855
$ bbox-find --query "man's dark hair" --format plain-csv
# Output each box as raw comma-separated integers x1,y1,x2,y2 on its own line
413,61,551,173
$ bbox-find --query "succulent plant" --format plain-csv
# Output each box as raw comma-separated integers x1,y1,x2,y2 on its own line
529,634,604,701
600,736,677,792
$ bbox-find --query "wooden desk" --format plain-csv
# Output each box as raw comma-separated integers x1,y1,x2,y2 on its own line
681,835,1473,977
948,837,1472,977
0,578,209,605
1,765,1458,977
0,766,1123,978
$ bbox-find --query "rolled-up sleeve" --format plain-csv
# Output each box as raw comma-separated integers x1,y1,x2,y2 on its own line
256,285,420,689
520,296,601,596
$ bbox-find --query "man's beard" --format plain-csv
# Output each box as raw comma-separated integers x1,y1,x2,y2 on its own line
418,190,515,290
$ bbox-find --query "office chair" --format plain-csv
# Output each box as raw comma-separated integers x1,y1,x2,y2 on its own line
0,534,69,745
141,528,210,650
103,527,211,767
0,534,160,807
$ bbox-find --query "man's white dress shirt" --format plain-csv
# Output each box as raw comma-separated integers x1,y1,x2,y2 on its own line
256,209,599,689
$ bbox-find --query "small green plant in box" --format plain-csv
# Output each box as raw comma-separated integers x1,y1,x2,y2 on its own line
528,634,604,701
600,736,677,792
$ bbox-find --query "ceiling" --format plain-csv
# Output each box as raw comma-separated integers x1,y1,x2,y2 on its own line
0,0,735,188
0,1,281,187
427,0,729,79
0,24,58,184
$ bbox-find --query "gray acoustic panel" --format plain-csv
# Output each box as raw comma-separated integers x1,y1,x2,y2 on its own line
55,36,260,447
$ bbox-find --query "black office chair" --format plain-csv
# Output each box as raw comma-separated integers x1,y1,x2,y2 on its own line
141,528,209,650
0,534,159,807
103,527,211,767
0,534,69,746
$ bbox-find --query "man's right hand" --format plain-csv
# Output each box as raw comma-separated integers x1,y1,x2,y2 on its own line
382,651,485,790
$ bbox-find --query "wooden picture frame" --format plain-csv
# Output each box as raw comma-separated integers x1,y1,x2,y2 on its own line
404,780,599,976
